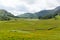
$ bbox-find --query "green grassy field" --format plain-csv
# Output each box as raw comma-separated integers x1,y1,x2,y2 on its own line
0,17,60,40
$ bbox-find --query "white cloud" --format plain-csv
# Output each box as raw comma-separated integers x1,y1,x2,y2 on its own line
0,0,60,15
0,0,20,7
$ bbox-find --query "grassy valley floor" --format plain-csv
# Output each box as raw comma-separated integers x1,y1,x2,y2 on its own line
0,19,60,40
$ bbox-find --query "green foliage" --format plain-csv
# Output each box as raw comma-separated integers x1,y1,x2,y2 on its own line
0,16,11,21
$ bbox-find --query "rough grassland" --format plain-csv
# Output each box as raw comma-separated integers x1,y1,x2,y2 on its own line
0,19,60,40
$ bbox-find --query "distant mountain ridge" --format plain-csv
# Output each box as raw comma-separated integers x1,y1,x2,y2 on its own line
0,6,60,20
17,6,60,19
18,13,38,18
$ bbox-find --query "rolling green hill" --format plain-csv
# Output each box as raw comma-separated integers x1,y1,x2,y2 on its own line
0,9,15,20
18,13,38,19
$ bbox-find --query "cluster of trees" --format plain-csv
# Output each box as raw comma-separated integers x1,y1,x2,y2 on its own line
0,16,11,21
38,13,58,19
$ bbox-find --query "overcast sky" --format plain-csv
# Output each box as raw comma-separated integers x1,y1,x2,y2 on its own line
0,0,60,15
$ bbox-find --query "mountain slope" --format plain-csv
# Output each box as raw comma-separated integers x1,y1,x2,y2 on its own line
17,6,60,19
36,6,60,19
18,13,38,18
0,9,15,20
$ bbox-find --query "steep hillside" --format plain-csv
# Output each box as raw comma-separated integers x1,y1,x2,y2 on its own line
0,9,15,20
35,6,60,19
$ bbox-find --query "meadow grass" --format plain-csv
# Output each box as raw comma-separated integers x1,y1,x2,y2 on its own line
0,18,60,40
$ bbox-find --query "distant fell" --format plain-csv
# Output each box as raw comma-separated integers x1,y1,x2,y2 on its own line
17,6,60,19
